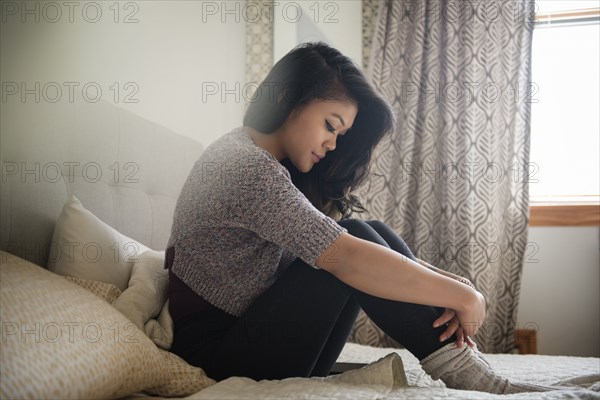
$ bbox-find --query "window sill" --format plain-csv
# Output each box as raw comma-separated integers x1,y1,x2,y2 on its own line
529,203,600,226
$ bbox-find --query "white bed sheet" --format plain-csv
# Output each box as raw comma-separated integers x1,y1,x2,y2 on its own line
123,342,600,400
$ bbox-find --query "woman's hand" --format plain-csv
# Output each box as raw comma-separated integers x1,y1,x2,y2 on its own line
433,309,476,348
433,289,486,342
456,290,486,338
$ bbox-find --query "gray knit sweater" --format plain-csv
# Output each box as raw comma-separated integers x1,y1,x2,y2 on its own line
167,125,348,317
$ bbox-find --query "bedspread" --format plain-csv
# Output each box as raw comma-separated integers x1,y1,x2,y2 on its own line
123,342,600,400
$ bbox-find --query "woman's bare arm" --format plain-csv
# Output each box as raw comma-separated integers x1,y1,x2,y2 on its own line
415,258,476,289
315,232,486,337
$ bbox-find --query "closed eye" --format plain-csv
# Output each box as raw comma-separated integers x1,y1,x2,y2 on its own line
326,120,336,134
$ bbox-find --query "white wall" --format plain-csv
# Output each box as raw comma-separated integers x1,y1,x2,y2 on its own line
518,227,600,357
273,0,363,68
1,1,247,147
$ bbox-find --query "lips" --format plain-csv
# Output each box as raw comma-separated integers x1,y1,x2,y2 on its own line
312,153,323,163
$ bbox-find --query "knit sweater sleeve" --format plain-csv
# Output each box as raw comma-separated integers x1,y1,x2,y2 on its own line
226,149,348,269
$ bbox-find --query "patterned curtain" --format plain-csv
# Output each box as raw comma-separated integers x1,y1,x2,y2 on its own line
351,0,535,353
244,1,274,111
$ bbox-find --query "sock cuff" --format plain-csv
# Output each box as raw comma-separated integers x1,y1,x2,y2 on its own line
419,341,461,366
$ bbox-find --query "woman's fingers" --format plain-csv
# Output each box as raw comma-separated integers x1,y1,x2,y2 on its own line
455,326,465,347
439,316,460,342
441,320,476,348
465,335,475,348
433,308,456,328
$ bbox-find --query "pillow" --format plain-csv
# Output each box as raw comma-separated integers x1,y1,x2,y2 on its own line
0,251,216,399
63,275,122,304
112,249,173,349
150,299,174,350
47,196,149,291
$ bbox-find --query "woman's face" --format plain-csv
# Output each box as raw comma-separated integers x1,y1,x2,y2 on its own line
278,98,358,173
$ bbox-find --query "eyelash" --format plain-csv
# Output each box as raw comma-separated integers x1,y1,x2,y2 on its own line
325,121,336,134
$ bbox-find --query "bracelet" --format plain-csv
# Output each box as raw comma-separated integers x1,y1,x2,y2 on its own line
458,277,476,289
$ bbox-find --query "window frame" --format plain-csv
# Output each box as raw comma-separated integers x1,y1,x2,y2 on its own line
529,7,600,227
529,204,600,226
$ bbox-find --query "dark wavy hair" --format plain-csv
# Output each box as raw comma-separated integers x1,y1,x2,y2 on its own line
243,41,396,221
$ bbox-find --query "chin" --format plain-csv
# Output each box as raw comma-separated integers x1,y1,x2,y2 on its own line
290,158,312,173
302,164,313,173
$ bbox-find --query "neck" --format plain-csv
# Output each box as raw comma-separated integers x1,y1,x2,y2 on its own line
244,126,285,162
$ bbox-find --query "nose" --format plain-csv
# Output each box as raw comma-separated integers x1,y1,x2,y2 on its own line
324,136,336,152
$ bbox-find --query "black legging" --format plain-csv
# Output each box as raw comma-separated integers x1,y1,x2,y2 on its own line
170,219,457,382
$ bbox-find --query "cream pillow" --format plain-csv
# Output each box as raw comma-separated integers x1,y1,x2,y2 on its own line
0,251,216,399
63,275,123,304
112,249,173,349
47,196,149,291
1,251,164,398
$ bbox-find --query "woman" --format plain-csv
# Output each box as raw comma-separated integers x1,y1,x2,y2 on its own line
165,41,556,394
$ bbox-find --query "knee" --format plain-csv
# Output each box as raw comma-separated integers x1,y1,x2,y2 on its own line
365,220,403,241
365,219,415,260
365,219,388,232
337,218,370,232
337,219,387,246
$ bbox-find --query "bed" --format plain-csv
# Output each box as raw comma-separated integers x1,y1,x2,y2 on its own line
1,100,598,399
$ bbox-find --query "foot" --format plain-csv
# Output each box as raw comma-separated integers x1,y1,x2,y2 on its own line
420,342,578,394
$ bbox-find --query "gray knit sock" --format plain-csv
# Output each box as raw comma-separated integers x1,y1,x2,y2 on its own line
469,340,491,368
420,342,568,394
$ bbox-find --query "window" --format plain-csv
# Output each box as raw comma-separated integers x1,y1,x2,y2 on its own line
529,0,600,225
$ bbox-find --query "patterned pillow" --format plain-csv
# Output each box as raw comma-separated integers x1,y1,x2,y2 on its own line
0,251,215,399
63,275,123,304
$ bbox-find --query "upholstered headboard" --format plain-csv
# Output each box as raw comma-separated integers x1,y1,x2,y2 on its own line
0,100,204,268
